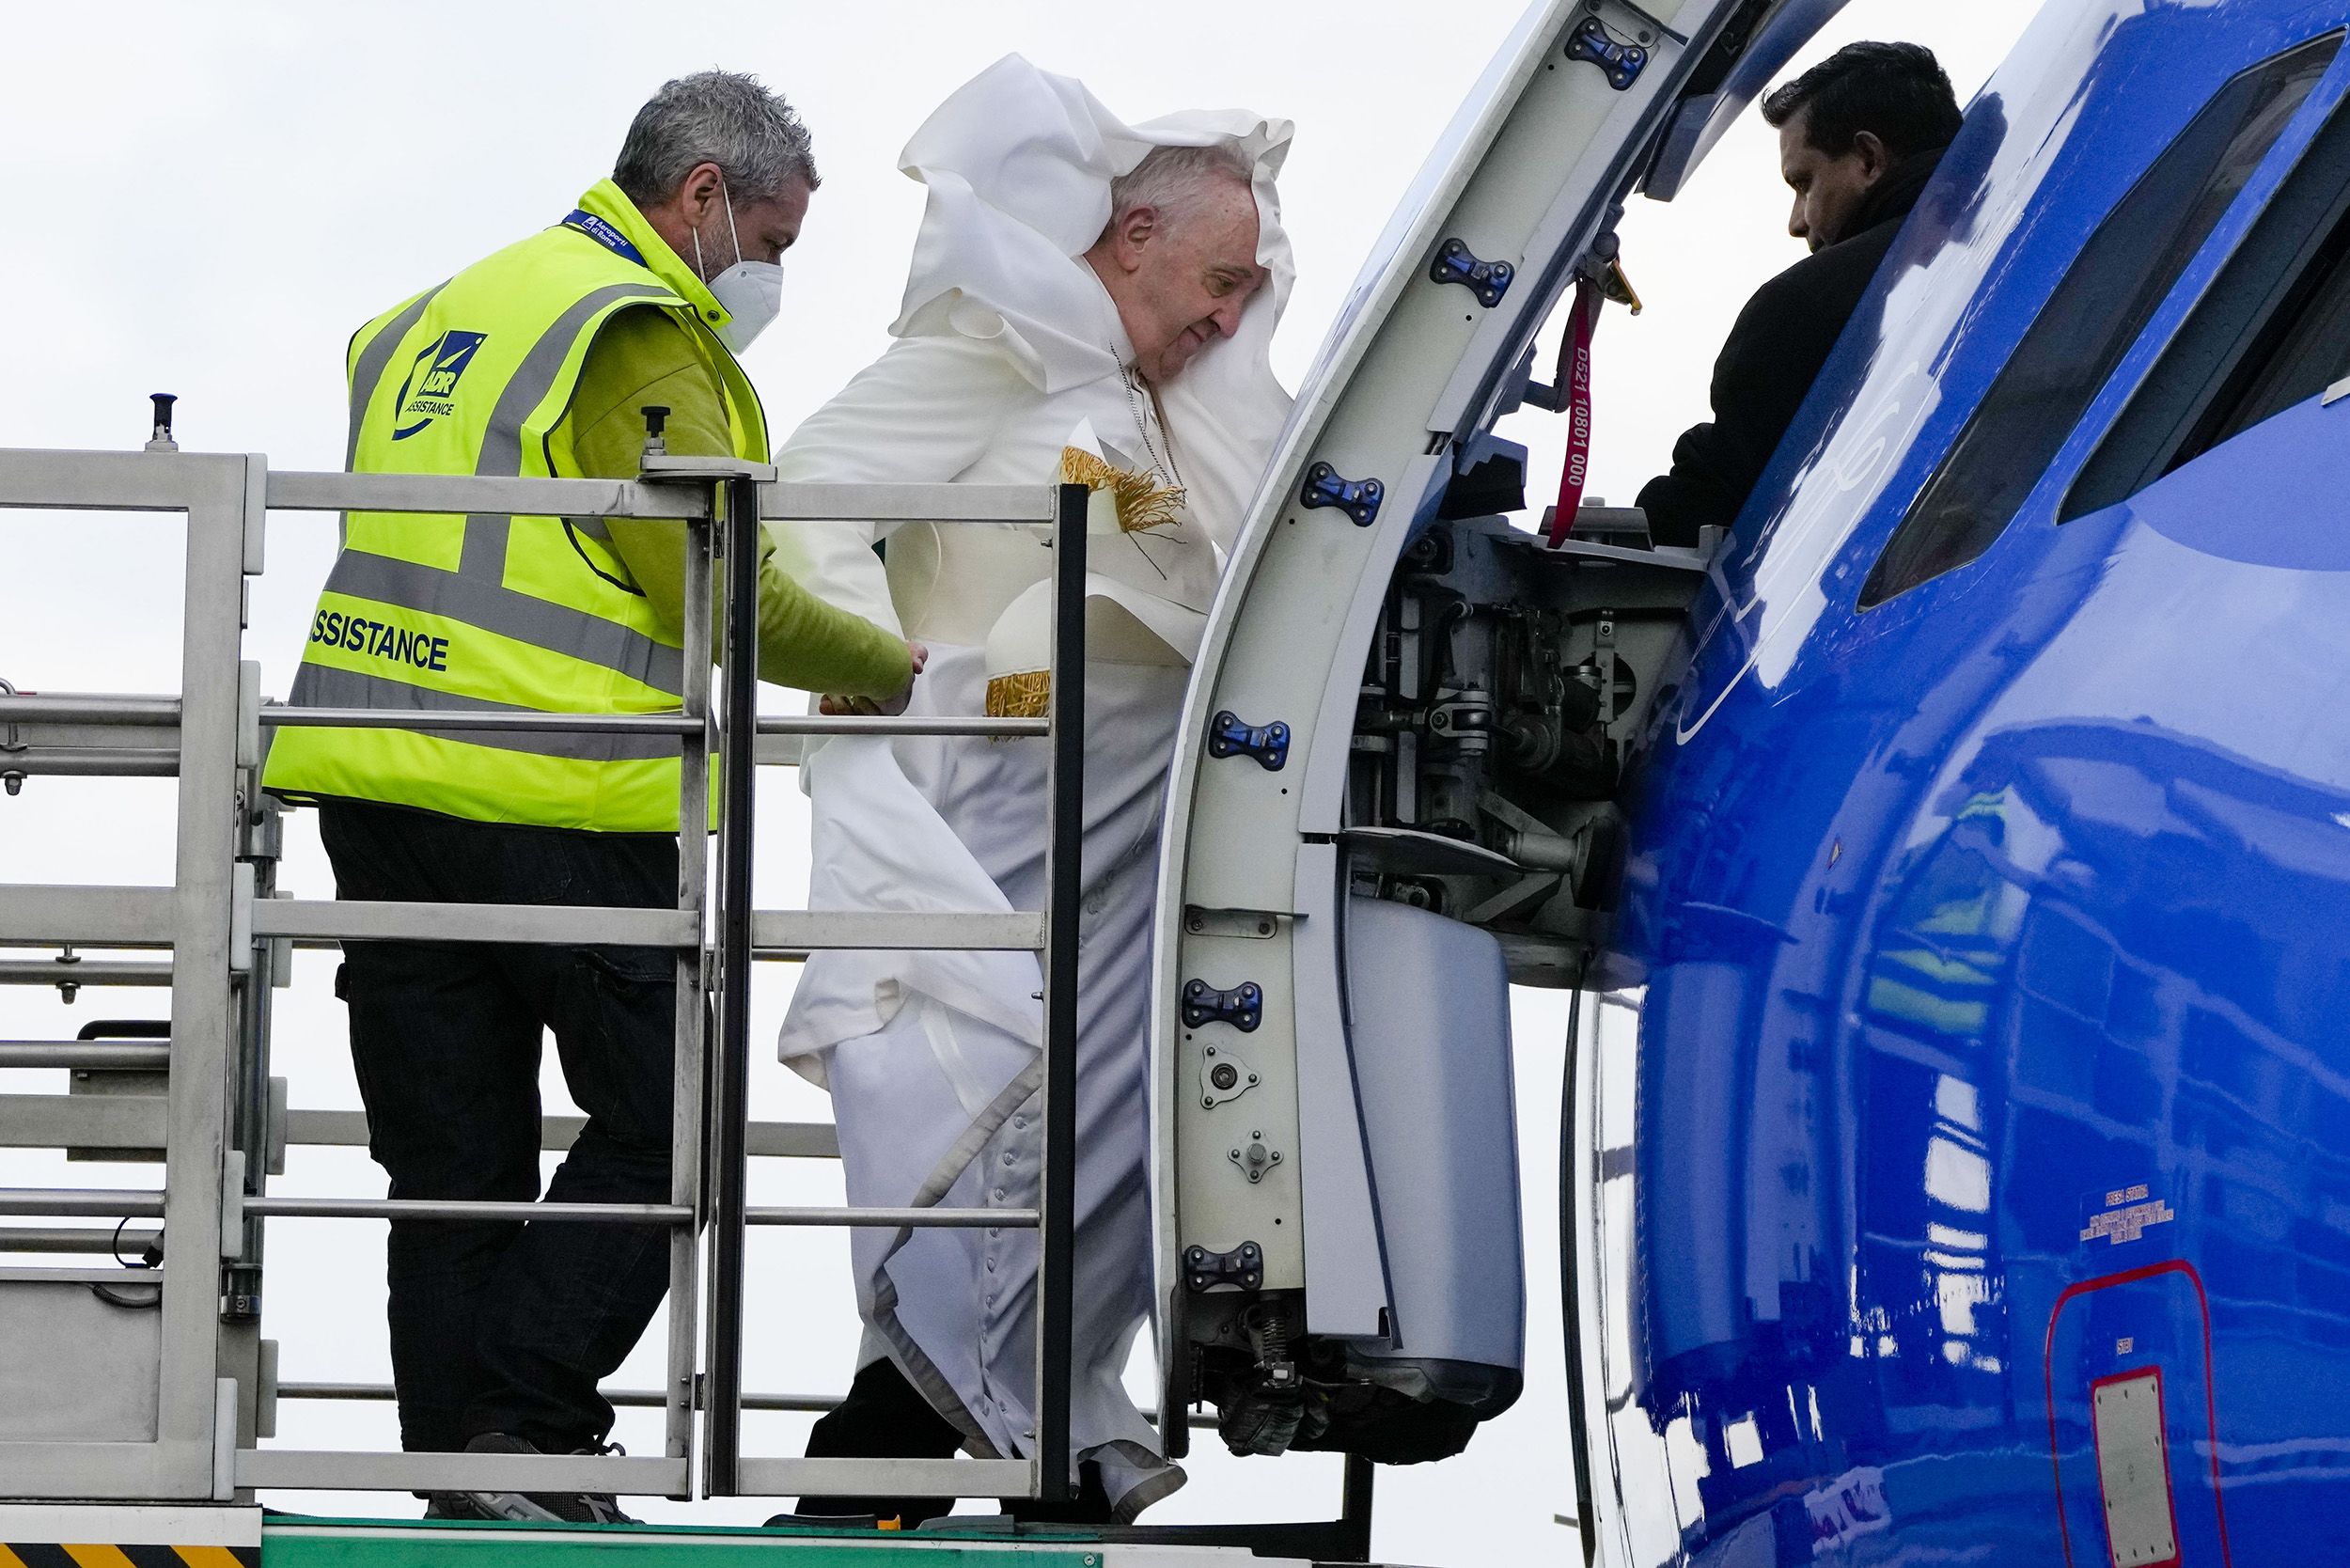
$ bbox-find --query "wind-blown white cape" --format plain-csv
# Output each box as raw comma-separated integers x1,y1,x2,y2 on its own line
771,55,1292,1517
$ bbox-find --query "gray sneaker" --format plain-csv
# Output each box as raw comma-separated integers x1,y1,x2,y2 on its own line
422,1492,498,1521
462,1433,636,1525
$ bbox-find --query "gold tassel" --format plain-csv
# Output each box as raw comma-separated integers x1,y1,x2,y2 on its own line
985,670,1051,719
1060,446,1184,534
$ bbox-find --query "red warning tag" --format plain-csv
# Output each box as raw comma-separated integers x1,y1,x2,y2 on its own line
1544,274,1602,549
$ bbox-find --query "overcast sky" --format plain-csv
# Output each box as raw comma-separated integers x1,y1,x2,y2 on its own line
0,2,2038,1560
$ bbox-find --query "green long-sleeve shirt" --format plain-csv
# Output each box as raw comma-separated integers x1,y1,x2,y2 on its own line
567,307,910,698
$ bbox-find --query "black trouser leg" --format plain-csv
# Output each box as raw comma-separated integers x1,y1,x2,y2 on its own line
321,801,679,1456
465,919,679,1450
337,938,543,1457
797,1356,964,1526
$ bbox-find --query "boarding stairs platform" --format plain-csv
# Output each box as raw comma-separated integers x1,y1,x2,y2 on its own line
0,415,1377,1564
0,1504,1360,1568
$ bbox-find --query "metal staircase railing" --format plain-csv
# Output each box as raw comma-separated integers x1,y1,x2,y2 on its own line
0,433,1089,1507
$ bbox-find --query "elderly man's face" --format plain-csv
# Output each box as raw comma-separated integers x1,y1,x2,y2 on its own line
1098,179,1266,384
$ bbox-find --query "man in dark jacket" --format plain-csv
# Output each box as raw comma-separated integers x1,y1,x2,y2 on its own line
1637,42,1965,545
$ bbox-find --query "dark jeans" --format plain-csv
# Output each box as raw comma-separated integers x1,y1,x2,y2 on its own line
319,799,679,1457
799,1357,1112,1526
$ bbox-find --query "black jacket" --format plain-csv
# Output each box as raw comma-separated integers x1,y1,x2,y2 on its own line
1636,151,1943,546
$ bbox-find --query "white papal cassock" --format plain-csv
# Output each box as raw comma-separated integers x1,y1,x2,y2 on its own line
771,56,1293,1517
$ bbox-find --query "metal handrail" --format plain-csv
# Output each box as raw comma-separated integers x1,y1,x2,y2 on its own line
273,1378,1166,1422
0,447,1086,1513
0,696,180,726
0,1225,161,1254
0,1042,171,1070
0,959,171,989
0,448,1090,1508
276,1380,840,1414
0,697,1050,735
227,1196,1036,1229
0,1189,168,1218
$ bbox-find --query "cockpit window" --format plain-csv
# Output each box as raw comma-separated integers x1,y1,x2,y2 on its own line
1857,32,2343,609
2064,57,2350,514
2201,233,2350,440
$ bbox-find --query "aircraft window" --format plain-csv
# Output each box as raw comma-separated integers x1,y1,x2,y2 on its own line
2201,229,2350,439
2065,35,2350,516
1857,32,2343,608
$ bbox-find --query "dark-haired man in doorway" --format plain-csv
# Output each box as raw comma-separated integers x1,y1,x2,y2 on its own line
1637,41,1965,545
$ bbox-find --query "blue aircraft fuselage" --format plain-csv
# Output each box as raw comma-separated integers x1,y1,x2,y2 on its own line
1613,2,2350,1561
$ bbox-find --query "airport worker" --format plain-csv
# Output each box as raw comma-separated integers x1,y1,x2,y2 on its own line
1637,41,1963,545
765,55,1294,1526
262,71,920,1524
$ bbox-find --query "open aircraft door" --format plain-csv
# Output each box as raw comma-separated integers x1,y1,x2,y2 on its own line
1148,0,1851,1538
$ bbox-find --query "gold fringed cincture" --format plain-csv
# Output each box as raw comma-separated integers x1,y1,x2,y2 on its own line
985,669,1051,720
1060,446,1183,533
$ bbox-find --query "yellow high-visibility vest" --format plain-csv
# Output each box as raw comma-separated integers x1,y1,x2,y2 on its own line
263,179,764,832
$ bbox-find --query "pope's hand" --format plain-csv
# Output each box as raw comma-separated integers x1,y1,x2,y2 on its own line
822,640,928,718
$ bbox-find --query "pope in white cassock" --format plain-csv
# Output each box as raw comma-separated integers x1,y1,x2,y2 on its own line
770,56,1294,1524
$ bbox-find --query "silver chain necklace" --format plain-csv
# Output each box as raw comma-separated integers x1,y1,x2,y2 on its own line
1119,363,1186,490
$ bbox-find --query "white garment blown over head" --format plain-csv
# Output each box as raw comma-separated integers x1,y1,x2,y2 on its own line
769,60,1299,1521
891,52,1296,549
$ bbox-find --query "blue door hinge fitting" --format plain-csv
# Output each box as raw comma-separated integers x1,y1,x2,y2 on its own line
1565,14,1648,88
1431,237,1514,307
1183,979,1265,1032
1301,462,1384,526
1184,1241,1265,1294
1208,710,1292,770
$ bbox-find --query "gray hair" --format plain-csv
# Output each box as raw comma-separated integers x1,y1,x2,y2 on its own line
1104,142,1253,234
613,71,820,203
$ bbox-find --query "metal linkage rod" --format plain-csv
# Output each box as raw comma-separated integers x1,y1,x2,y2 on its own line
1035,479,1089,1503
703,473,763,1497
760,481,1053,524
263,708,699,735
270,1378,1161,1420
261,471,1055,526
262,710,1041,739
276,1380,840,1414
0,1188,167,1218
748,910,1042,954
266,470,713,522
245,1196,692,1224
0,1225,161,1254
1559,971,1600,1568
754,713,1048,739
665,500,715,1465
0,695,180,727
253,898,692,949
283,1108,838,1159
0,961,171,989
744,1205,1040,1229
0,748,178,777
0,1041,171,1069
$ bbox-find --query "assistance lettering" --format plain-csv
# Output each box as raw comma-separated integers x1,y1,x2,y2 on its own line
309,610,449,673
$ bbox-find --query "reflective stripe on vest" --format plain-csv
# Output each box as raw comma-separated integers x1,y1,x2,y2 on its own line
291,666,682,762
294,277,676,684
265,213,763,832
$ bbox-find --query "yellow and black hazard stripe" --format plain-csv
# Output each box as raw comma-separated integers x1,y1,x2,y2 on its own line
1,1545,258,1568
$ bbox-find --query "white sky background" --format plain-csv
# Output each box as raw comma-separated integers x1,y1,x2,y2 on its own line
0,1,2032,1560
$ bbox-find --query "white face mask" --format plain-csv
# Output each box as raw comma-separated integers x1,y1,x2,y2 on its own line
692,180,784,353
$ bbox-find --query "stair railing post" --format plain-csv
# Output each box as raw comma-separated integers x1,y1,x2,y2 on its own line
701,472,762,1496
1035,479,1088,1502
